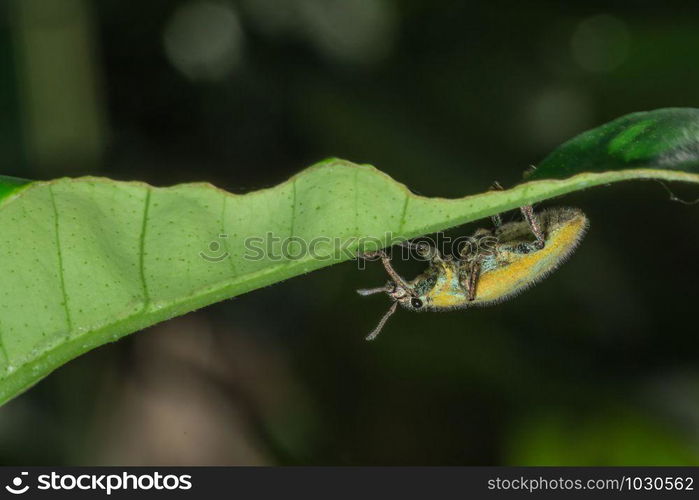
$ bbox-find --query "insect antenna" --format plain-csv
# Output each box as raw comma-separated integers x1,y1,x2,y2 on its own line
365,301,399,341
356,286,391,296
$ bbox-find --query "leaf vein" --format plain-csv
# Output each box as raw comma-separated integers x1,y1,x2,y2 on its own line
49,186,73,334
397,193,410,237
138,190,152,310
289,178,297,239
221,194,237,276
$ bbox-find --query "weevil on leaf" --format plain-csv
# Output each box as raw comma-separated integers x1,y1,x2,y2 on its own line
357,200,589,340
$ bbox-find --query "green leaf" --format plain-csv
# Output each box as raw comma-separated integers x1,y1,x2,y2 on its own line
528,107,699,180
2,107,699,406
0,175,31,203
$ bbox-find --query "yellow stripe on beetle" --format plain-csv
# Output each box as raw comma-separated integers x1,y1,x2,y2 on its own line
474,210,588,304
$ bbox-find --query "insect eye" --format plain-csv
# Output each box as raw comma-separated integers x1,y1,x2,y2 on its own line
411,298,423,309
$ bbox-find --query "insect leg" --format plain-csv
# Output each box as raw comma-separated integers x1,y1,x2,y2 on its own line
458,229,496,262
458,236,478,261
491,213,503,228
362,250,414,294
520,205,545,249
490,181,504,228
467,259,482,301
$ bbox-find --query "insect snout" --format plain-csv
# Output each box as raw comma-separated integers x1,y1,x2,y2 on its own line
388,283,407,300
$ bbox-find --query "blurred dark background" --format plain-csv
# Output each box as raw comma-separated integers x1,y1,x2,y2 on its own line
1,0,699,465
